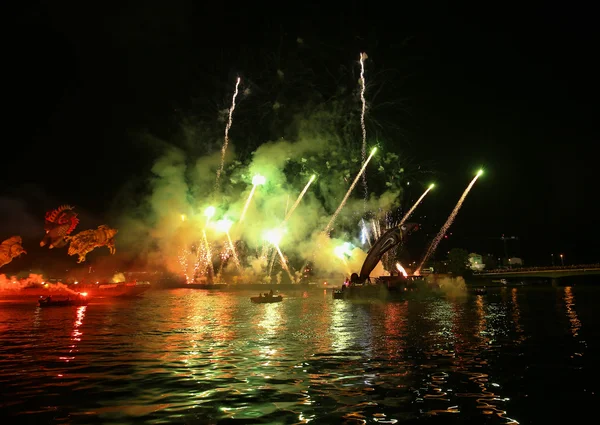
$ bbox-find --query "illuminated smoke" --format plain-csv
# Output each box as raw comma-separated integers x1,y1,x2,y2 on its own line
398,183,434,227
334,242,353,275
111,272,126,283
215,77,241,191
416,171,483,274
0,273,80,294
359,52,368,205
324,147,377,235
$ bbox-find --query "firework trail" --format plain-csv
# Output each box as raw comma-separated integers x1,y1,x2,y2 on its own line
274,244,295,283
416,171,483,274
361,219,372,247
216,248,228,279
215,77,241,191
202,230,215,278
178,247,191,283
324,147,377,235
240,185,257,222
226,232,242,271
359,52,368,206
267,248,277,276
283,175,316,223
240,175,265,222
371,218,380,240
398,184,434,228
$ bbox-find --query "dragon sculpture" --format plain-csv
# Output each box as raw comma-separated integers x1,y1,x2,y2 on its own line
40,205,80,249
0,236,27,269
66,225,118,263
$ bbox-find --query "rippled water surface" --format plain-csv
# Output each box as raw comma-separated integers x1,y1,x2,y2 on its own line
1,286,599,424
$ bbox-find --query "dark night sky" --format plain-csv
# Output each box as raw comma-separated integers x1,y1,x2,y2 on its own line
3,2,598,266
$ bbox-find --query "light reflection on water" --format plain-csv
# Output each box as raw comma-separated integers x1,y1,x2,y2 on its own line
563,286,581,338
1,286,599,424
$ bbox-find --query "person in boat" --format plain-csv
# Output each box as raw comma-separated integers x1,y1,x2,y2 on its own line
268,289,273,297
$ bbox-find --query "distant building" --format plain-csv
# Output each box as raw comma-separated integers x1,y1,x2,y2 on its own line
468,253,485,271
508,257,523,266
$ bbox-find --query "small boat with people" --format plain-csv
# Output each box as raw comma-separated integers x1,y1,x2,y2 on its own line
250,290,282,304
38,294,89,307
332,289,345,299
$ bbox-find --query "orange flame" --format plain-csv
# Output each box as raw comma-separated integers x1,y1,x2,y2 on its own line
395,262,408,278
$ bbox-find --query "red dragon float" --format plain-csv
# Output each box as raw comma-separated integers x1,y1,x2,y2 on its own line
40,205,80,249
66,225,118,263
0,236,27,269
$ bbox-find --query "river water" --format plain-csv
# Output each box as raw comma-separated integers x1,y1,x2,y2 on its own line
0,285,598,424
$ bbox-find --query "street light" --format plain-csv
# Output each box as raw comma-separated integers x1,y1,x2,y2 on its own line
560,254,564,266
551,253,554,266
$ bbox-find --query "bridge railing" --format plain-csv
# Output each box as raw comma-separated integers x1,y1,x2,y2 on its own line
475,263,600,274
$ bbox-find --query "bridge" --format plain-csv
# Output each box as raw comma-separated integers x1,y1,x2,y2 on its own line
474,264,600,281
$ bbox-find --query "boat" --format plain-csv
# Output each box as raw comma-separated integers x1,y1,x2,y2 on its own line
250,295,283,303
332,289,345,299
471,287,488,295
38,295,88,307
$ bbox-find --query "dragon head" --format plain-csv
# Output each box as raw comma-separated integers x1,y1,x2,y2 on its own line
44,205,79,234
41,205,80,248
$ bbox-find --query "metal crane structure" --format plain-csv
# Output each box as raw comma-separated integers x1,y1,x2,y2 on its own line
488,235,519,267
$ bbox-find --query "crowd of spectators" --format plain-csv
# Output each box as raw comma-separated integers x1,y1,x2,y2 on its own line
478,264,600,273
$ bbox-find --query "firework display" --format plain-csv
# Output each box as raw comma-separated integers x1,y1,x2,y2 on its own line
1,53,484,284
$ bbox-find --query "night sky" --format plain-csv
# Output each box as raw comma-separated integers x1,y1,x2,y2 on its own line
3,2,598,267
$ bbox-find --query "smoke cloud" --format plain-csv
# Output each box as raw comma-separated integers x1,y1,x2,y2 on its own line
426,275,468,298
0,273,79,295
